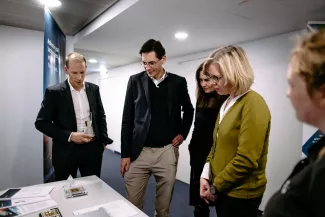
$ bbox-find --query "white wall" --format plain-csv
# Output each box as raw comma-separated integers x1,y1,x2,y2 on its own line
302,124,318,146
85,31,304,210
86,65,143,153
241,32,303,209
66,36,75,55
0,26,44,189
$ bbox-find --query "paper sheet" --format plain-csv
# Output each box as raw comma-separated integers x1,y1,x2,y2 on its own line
13,186,55,198
73,200,138,217
18,199,57,214
0,195,52,208
0,186,54,199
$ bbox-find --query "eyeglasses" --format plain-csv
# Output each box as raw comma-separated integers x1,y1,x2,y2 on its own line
209,75,223,84
140,59,161,67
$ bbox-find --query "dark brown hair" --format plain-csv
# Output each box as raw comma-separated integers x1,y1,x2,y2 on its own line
196,62,228,108
139,39,166,59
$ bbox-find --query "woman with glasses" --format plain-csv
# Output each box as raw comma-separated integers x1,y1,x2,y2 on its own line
199,46,271,217
189,62,228,217
263,30,325,217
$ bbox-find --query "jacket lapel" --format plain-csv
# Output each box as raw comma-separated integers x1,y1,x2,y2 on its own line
61,80,77,129
141,73,151,111
85,82,95,115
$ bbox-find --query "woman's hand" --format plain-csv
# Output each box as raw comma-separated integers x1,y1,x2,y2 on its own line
204,190,217,203
200,178,210,204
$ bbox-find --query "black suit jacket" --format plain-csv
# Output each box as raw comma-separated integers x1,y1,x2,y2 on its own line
35,80,113,163
121,71,194,162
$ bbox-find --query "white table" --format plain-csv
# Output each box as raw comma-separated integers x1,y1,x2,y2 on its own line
22,175,148,217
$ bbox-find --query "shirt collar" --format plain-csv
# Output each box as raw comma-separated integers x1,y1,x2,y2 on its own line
68,78,85,92
151,69,168,82
308,133,325,162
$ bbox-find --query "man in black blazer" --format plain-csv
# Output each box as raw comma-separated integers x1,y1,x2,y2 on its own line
35,52,113,181
120,39,194,217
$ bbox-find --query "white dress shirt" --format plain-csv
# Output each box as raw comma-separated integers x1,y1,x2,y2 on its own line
68,79,95,141
201,90,250,180
151,70,167,87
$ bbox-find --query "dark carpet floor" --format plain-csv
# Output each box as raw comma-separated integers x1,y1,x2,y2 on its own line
100,149,217,217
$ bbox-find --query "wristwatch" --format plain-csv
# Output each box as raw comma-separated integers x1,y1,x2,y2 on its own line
210,185,217,195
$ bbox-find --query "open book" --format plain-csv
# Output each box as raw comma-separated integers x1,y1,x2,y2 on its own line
73,200,139,217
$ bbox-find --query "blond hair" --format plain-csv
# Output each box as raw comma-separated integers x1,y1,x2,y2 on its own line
290,30,325,95
203,46,254,95
65,52,86,68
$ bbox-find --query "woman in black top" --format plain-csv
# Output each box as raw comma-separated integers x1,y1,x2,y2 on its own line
189,62,227,217
263,30,325,217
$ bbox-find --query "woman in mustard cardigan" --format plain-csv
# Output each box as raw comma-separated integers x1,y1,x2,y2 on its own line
199,45,271,217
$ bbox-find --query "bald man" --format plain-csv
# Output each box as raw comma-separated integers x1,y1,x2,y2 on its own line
35,52,113,181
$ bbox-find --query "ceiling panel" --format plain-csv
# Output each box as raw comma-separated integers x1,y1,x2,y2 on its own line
50,0,118,35
0,0,44,32
75,48,140,74
75,0,325,68
0,0,119,35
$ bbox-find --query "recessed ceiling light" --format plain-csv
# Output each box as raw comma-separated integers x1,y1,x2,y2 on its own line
175,32,188,40
89,59,97,63
40,0,62,7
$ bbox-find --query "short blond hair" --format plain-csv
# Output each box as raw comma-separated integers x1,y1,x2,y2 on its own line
290,30,325,95
203,46,254,95
65,52,86,68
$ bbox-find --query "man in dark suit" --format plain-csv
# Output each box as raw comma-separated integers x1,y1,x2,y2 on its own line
120,39,194,217
35,52,113,181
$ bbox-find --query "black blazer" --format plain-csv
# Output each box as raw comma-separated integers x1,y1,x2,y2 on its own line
35,80,113,149
121,71,194,162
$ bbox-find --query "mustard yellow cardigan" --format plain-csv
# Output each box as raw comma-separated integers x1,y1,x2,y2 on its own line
207,90,271,199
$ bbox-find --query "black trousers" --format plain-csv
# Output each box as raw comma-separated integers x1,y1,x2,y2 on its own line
190,165,211,217
215,194,262,217
53,142,104,181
